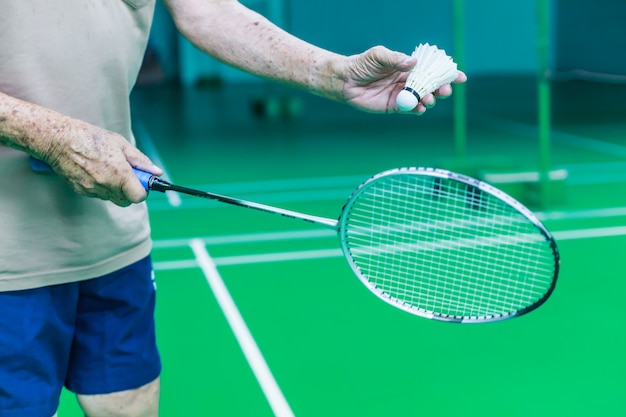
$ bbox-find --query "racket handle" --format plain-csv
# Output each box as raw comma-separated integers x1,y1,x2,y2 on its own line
29,157,54,172
133,168,153,191
28,161,165,193
133,168,171,193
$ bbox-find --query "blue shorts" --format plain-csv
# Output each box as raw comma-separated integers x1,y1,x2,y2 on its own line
0,256,161,417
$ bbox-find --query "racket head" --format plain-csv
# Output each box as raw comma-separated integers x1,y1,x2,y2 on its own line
338,167,559,323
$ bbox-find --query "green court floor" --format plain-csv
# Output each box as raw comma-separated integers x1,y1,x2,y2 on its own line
58,78,626,416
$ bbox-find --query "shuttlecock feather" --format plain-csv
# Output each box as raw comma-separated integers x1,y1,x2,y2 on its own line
396,43,458,112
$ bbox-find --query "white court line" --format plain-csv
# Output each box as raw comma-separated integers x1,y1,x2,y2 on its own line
475,115,626,157
133,120,182,207
153,229,335,249
152,204,626,250
152,225,626,271
553,69,626,84
214,248,342,266
536,206,626,221
552,225,626,241
189,239,295,417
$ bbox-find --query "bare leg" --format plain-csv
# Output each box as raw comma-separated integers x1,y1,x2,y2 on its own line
77,377,160,417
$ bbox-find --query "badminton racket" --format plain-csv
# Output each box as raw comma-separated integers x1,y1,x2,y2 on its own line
135,167,559,323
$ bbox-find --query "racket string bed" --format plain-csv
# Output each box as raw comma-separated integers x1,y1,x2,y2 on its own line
342,172,557,321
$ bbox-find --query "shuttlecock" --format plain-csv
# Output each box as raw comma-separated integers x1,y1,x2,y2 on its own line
396,43,459,112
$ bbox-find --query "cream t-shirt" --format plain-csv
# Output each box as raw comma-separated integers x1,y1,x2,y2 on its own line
0,0,157,290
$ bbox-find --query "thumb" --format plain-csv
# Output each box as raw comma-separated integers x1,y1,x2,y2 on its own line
364,46,417,72
366,46,416,71
125,147,163,177
395,53,417,71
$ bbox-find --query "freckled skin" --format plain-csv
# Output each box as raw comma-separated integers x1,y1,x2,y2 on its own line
0,93,161,206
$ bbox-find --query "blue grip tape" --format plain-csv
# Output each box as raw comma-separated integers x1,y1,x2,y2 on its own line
133,168,153,191
29,157,54,172
29,158,153,192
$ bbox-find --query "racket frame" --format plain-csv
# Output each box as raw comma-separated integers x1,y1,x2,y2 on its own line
337,167,560,323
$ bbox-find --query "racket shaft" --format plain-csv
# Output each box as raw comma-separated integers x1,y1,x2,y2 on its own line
133,168,338,228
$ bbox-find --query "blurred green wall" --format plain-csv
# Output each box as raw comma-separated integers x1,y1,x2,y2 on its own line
146,0,625,85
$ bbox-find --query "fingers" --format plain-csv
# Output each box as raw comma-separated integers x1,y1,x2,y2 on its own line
120,166,149,205
108,193,133,208
455,70,468,83
68,164,148,207
79,147,154,206
420,93,436,107
399,69,467,114
413,95,434,115
365,45,416,72
434,71,467,97
127,152,163,177
121,147,163,205
47,126,162,207
434,84,453,98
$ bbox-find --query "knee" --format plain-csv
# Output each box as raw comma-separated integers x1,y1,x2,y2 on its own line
77,377,160,417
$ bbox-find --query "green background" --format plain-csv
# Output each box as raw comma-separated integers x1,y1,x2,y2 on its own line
57,1,626,415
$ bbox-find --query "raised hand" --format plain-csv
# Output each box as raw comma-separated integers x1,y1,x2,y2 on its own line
340,46,467,115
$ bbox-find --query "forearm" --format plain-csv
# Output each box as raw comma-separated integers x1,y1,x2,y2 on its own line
165,0,347,100
0,91,74,161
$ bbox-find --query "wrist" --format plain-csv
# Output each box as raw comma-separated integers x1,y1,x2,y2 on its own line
309,53,347,102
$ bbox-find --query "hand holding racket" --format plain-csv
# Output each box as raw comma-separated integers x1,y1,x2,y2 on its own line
135,167,559,323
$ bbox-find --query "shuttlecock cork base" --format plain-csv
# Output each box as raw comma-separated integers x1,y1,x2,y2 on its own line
396,43,459,112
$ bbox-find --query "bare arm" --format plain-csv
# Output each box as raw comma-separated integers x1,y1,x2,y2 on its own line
0,92,161,206
164,0,466,114
164,0,346,99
